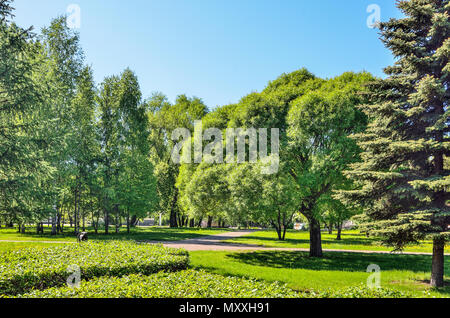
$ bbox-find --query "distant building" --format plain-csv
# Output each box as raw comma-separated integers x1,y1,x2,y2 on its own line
137,218,155,227
294,223,305,231
342,220,355,230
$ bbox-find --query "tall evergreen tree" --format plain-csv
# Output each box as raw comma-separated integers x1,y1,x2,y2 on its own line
338,0,449,287
0,0,52,230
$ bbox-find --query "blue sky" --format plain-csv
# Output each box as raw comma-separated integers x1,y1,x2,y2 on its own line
13,0,401,109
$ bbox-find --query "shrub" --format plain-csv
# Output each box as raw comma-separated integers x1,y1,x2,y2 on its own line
308,285,413,298
13,271,414,299
16,270,299,298
0,241,188,295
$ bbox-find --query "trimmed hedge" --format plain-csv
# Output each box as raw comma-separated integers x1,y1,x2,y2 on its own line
14,270,413,299
0,241,188,295
307,285,413,298
16,270,299,298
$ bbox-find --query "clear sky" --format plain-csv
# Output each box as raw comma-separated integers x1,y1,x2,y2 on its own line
12,0,402,109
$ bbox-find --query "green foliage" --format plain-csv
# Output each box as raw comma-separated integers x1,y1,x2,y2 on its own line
12,269,412,298
96,69,158,233
148,94,208,227
190,250,450,297
14,270,300,298
313,285,413,298
0,241,189,295
0,0,53,226
177,70,373,246
338,0,450,249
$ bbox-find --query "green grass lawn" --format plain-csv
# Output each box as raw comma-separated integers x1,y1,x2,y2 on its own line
0,226,229,243
224,230,449,254
1,234,449,298
190,250,450,298
0,242,65,253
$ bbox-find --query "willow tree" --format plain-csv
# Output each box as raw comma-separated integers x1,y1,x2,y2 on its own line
338,0,449,287
287,72,372,256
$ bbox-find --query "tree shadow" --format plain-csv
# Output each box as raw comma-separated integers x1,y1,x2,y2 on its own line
235,234,379,247
227,251,450,274
0,226,225,242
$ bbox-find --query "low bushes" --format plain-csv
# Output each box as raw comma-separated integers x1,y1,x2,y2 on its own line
16,270,299,298
0,241,188,295
308,285,413,298
14,270,413,299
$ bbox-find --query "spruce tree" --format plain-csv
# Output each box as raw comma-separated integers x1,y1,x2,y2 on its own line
0,0,13,20
338,0,449,287
0,0,53,228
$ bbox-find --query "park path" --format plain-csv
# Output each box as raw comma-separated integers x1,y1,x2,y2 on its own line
1,231,447,256
148,230,446,256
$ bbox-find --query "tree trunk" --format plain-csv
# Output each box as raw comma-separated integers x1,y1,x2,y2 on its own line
61,213,65,233
430,238,445,288
336,222,343,241
169,189,179,228
57,212,62,234
328,222,333,234
82,212,85,232
104,208,109,235
207,216,213,228
309,218,323,257
130,215,137,228
74,184,78,235
115,205,120,234
36,223,41,234
126,212,130,234
276,226,282,240
51,213,57,235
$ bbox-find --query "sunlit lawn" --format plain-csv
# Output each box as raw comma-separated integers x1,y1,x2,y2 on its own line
1,233,449,298
0,242,65,253
190,250,450,298
224,230,450,254
0,226,230,243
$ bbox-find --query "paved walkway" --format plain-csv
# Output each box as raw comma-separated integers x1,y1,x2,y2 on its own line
1,231,447,256
147,231,445,256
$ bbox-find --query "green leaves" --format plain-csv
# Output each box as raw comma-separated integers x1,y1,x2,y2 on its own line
0,241,189,295
16,270,299,299
340,0,450,251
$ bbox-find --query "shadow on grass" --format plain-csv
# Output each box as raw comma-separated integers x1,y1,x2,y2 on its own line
234,234,378,247
227,251,450,274
0,226,227,242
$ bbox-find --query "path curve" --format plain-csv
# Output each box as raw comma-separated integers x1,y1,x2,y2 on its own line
145,230,446,256
1,231,447,256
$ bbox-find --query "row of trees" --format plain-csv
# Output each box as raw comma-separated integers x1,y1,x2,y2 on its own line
0,0,157,234
0,0,448,287
173,0,449,287
176,70,371,255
